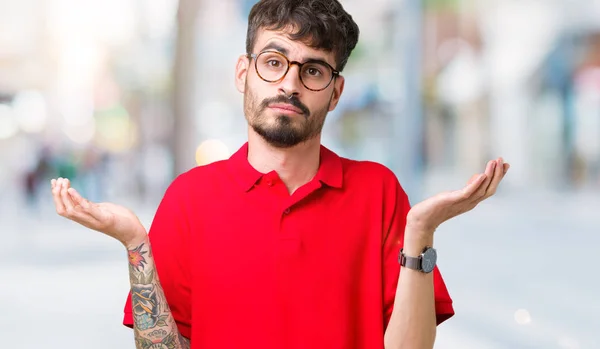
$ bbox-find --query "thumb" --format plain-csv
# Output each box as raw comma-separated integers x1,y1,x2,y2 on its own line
68,188,105,220
68,187,90,208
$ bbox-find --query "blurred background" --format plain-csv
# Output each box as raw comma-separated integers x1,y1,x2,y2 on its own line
0,0,599,348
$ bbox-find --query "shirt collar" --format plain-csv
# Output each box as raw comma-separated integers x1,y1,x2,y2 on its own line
227,142,343,192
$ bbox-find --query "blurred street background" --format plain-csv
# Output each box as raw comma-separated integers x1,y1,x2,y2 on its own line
1,0,599,348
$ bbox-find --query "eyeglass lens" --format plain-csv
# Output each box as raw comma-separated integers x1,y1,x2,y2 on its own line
255,51,333,91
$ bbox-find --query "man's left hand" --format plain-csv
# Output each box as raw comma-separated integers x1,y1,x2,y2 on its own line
406,158,510,238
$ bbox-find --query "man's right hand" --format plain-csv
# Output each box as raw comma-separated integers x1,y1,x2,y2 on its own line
51,178,147,249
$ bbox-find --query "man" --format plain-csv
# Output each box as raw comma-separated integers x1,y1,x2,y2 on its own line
51,0,509,348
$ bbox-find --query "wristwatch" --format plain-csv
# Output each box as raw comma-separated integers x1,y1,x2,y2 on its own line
398,246,437,273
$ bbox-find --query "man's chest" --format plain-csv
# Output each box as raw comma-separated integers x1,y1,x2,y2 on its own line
187,188,386,290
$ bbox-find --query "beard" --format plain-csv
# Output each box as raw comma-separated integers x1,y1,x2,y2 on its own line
244,87,331,148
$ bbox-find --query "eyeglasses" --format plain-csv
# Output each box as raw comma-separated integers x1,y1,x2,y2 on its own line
247,50,340,92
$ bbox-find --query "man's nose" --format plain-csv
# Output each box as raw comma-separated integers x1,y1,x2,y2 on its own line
278,63,303,97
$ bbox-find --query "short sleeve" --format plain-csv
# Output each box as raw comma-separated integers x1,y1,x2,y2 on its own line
382,178,455,329
122,174,192,339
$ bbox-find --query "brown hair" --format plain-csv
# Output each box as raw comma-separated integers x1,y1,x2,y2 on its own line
246,0,360,72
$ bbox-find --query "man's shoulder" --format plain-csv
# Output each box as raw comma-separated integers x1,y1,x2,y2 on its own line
337,156,408,200
167,159,232,191
184,159,230,178
339,157,398,183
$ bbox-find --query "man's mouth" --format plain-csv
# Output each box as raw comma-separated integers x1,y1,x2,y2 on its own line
268,103,304,115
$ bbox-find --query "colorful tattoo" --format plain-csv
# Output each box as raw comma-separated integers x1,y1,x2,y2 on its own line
132,283,169,330
128,242,190,349
136,333,179,349
129,244,148,271
147,329,168,340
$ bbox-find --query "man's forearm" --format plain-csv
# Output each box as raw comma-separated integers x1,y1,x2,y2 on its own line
127,238,190,349
384,230,436,349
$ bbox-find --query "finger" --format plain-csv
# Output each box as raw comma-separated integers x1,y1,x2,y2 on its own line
68,187,93,211
52,178,67,215
68,187,107,222
485,158,506,197
503,163,510,175
456,173,486,200
472,160,496,199
60,178,76,214
67,187,104,223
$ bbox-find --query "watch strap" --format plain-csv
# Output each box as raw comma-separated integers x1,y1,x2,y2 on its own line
399,249,422,271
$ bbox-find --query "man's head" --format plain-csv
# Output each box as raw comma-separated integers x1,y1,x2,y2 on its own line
235,0,359,148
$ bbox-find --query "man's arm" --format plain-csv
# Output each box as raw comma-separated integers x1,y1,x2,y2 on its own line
383,233,436,349
127,238,190,349
50,178,191,348
384,158,509,349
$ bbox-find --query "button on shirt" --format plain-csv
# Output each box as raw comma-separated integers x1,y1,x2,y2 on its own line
123,142,454,349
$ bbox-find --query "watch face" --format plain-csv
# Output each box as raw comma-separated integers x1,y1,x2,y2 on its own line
421,248,437,273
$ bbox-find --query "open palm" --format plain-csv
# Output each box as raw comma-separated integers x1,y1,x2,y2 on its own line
407,158,510,234
51,178,147,248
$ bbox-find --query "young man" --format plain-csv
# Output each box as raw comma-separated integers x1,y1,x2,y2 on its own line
51,0,509,348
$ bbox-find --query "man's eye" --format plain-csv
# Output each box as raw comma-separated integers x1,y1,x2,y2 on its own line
307,68,322,76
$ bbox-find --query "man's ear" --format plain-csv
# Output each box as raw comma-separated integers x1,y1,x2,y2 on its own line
235,55,250,94
328,75,345,111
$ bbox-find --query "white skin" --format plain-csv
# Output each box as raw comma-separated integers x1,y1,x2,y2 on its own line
51,26,509,349
235,28,346,194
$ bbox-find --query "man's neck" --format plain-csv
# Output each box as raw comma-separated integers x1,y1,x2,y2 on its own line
247,129,321,195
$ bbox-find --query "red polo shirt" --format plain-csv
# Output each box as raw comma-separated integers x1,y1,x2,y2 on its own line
123,142,454,348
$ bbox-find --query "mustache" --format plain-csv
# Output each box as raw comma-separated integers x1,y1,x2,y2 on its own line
260,95,310,116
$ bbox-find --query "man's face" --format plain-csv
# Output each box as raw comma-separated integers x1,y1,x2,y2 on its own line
235,28,345,148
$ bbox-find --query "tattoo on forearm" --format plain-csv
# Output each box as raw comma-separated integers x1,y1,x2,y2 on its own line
128,242,190,349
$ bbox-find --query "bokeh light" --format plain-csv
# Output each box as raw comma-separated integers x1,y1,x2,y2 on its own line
63,118,96,144
195,139,230,166
514,309,532,325
0,104,19,139
12,90,48,133
94,105,138,153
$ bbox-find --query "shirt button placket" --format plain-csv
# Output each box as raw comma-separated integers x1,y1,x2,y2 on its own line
279,206,300,256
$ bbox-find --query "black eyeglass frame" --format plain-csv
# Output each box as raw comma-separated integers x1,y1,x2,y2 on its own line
246,50,340,92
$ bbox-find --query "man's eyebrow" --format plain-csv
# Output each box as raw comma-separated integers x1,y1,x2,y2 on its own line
260,42,289,55
260,42,332,66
